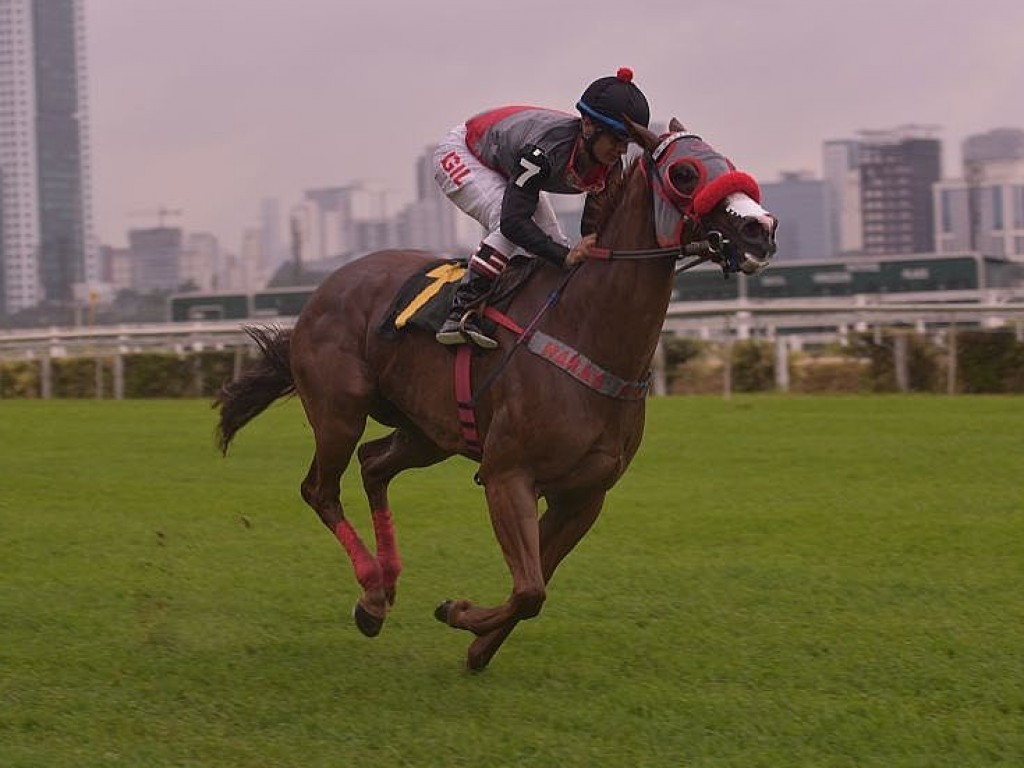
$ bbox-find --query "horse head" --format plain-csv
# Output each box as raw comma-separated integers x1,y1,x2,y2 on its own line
626,116,778,275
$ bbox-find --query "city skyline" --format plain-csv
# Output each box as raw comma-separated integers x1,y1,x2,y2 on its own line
85,0,1024,250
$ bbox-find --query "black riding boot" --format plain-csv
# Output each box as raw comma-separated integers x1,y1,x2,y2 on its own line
436,263,499,349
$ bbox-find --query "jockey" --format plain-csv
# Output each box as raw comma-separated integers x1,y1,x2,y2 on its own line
434,67,651,349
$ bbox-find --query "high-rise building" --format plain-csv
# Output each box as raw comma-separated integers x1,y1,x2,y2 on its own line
181,231,220,292
297,183,397,264
0,0,95,315
760,171,833,261
395,146,460,254
857,126,941,255
129,227,182,293
822,139,863,255
259,198,283,273
935,128,1024,260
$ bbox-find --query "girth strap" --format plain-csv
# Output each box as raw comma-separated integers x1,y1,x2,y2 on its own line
454,346,482,459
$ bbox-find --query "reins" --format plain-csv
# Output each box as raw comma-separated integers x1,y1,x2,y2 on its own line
469,263,582,405
585,233,725,272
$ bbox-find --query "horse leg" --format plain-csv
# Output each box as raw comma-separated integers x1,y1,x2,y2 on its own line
298,403,388,636
357,427,448,610
465,488,606,671
438,471,546,637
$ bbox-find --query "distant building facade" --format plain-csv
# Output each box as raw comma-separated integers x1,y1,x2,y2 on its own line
935,128,1024,260
394,146,460,254
822,139,863,255
857,126,942,255
0,0,96,314
259,198,284,273
129,227,182,293
293,184,399,264
760,172,833,261
181,231,220,292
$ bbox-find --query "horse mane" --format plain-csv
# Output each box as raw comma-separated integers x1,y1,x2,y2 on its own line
581,154,643,237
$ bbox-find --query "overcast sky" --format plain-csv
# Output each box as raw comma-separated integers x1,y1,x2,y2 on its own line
86,0,1024,250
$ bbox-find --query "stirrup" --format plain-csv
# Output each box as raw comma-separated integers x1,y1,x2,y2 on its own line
436,317,469,346
436,310,497,350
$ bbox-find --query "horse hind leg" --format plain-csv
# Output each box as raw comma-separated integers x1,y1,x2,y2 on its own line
298,400,389,637
357,427,449,609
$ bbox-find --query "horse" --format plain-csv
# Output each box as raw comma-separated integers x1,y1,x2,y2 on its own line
215,117,777,670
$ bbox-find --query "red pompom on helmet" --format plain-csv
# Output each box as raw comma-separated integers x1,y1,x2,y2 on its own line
577,67,650,137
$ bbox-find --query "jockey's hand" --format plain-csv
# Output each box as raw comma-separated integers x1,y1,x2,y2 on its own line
565,233,597,267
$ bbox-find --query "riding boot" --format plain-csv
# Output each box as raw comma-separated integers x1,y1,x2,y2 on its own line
436,245,507,349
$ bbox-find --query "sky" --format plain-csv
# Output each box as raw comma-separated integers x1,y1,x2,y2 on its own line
85,0,1024,250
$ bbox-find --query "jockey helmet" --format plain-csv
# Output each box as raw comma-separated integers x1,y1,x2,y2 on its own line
577,67,650,137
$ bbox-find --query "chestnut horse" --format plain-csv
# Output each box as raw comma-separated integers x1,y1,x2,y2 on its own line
216,117,777,670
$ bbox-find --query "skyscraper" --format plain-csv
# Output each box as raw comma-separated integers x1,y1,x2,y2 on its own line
822,139,863,255
935,128,1024,259
760,171,834,261
858,126,941,255
0,0,95,315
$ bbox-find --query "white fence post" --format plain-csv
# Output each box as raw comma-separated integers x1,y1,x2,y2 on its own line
775,336,790,392
947,323,958,396
894,334,910,393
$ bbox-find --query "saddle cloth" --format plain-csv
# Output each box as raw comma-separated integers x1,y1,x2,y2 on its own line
379,259,466,337
379,257,537,339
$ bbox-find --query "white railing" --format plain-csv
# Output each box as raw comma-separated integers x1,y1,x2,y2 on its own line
3,298,1024,398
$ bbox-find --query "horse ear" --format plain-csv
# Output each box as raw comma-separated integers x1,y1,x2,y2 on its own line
669,117,686,133
624,115,660,154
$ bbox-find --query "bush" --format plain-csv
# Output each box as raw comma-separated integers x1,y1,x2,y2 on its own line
846,332,943,393
0,361,41,398
669,355,724,395
791,355,870,394
2,331,1022,398
957,331,1024,393
53,357,116,398
731,340,775,392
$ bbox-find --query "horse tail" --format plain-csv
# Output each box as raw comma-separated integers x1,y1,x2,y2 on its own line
215,325,295,455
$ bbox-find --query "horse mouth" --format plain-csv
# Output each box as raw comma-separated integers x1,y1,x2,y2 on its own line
737,253,772,275
722,193,777,275
736,237,777,275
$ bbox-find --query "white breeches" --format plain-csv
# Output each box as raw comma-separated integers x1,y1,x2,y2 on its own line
433,123,568,258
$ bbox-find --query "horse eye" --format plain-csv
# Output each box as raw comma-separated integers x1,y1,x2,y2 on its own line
669,163,699,195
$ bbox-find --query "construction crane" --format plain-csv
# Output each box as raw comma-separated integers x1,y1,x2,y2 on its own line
127,206,183,228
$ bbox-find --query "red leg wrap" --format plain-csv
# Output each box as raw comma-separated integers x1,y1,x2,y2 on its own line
334,520,382,590
372,508,402,588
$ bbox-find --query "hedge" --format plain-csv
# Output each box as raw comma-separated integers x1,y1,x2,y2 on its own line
664,330,1024,395
2,332,1023,398
0,351,240,399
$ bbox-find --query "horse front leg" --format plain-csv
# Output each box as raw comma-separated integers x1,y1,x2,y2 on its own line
465,488,607,670
437,470,545,638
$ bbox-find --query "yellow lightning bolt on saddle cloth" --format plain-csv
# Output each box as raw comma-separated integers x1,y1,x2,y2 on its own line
379,260,467,337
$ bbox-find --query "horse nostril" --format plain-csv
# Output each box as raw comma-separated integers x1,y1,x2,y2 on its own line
740,220,765,242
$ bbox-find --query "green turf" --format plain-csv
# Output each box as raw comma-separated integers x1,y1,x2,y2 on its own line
1,396,1022,767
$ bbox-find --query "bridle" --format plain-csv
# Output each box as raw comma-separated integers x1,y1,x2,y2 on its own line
586,131,772,277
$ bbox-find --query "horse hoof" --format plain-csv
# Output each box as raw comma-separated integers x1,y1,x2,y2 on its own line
466,650,491,672
353,602,384,638
434,600,453,625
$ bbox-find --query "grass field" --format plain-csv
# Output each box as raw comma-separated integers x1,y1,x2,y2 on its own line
1,396,1022,767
